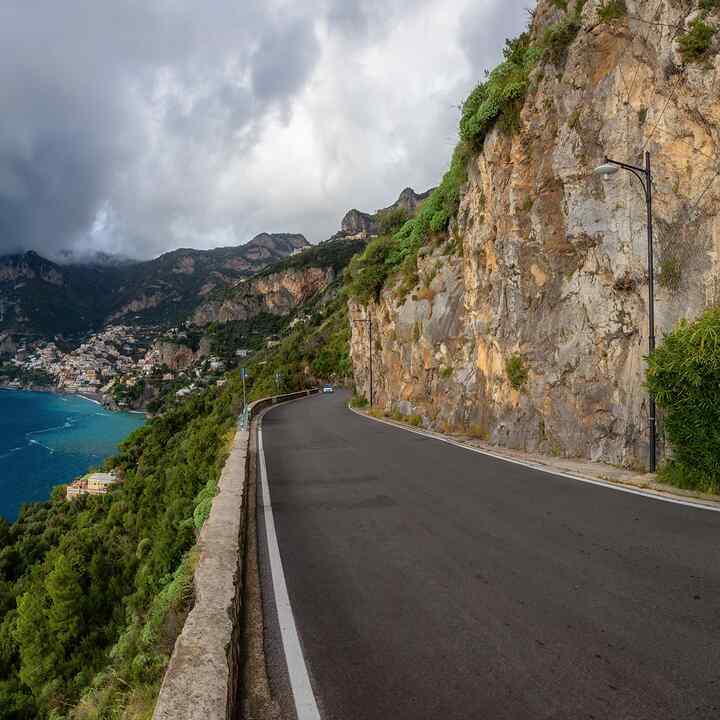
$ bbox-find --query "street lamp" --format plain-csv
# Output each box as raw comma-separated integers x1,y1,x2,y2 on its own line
594,150,657,473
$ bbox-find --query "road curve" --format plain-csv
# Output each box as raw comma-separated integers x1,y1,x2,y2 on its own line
257,391,720,720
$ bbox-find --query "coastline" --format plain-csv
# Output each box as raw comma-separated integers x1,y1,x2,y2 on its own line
0,389,147,521
0,382,144,415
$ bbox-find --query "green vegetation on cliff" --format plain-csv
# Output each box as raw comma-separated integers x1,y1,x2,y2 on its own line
241,287,353,401
0,378,241,718
647,307,720,493
347,7,589,307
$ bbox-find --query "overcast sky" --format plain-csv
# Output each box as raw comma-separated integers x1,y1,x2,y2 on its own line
0,1,528,260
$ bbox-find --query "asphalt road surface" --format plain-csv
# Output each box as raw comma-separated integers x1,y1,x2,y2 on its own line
257,391,720,720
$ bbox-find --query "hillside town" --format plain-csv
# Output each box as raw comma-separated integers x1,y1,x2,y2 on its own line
0,322,244,410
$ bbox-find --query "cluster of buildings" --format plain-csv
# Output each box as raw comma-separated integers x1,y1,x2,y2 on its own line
6,325,158,395
66,471,120,499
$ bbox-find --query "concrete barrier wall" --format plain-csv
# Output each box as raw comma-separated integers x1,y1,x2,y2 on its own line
153,389,318,720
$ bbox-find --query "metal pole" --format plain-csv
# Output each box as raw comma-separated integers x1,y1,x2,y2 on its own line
645,151,657,473
368,314,373,407
242,369,247,414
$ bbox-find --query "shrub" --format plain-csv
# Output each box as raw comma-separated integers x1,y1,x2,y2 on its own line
543,15,582,65
700,0,720,12
506,354,529,390
646,307,720,492
377,206,410,235
346,236,395,304
350,394,368,408
597,0,627,23
658,257,682,291
459,34,541,150
678,18,716,63
409,414,422,427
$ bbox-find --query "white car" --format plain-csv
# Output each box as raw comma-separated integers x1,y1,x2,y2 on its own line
322,384,334,393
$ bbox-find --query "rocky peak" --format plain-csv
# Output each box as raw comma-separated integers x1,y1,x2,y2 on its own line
340,187,435,239
340,209,378,238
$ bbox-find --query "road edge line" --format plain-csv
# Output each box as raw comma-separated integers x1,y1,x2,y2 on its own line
258,418,322,720
347,405,720,514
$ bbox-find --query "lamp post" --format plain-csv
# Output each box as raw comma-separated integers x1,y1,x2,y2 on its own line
351,314,373,407
594,151,657,473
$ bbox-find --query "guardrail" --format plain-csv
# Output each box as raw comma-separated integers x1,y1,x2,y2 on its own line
153,388,319,720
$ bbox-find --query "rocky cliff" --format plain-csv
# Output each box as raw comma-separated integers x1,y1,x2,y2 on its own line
340,187,434,239
351,0,720,468
0,233,308,337
192,266,335,325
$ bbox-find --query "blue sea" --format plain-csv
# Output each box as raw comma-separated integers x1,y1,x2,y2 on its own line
0,389,145,521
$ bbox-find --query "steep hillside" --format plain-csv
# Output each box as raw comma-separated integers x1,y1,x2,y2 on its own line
0,233,308,338
191,236,365,326
349,0,720,469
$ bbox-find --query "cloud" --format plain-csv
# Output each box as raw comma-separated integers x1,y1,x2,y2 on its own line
0,0,528,260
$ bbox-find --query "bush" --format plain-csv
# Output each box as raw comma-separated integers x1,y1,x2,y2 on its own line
506,354,529,390
350,394,368,408
459,34,541,150
377,207,409,235
543,15,582,65
597,0,627,23
678,18,716,63
646,307,720,492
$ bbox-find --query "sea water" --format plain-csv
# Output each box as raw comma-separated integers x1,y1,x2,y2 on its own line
0,389,145,521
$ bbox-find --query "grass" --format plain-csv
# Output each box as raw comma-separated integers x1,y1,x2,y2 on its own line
658,462,719,495
597,0,627,23
658,257,682,291
350,393,368,408
678,18,716,63
506,354,529,390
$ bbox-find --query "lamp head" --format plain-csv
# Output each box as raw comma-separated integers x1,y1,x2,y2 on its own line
594,162,619,181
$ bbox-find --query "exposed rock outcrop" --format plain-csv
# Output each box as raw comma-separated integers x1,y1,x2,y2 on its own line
351,0,720,468
192,266,335,326
340,187,434,239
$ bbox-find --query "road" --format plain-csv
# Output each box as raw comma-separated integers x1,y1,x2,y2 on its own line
257,391,720,720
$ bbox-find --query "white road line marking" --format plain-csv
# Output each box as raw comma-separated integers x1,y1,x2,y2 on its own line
258,421,322,720
348,405,720,514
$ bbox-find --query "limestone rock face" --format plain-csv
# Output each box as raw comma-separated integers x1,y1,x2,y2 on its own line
351,0,720,467
340,187,435,239
192,266,335,326
341,209,378,238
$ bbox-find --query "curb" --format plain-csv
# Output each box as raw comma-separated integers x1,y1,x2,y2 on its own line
153,389,319,720
347,405,720,514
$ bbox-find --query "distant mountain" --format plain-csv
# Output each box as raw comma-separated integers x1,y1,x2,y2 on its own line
339,187,434,239
0,233,308,338
53,249,139,267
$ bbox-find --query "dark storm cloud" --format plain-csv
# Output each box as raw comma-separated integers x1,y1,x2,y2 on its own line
0,0,526,260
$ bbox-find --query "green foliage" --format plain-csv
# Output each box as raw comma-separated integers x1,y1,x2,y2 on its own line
701,0,720,10
506,354,529,390
0,364,54,388
678,18,716,63
350,394,368,408
658,258,682,291
346,236,396,305
0,378,239,717
542,14,581,65
377,207,410,235
347,144,470,305
255,237,366,278
240,289,354,403
646,307,720,492
597,0,627,22
459,34,541,150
